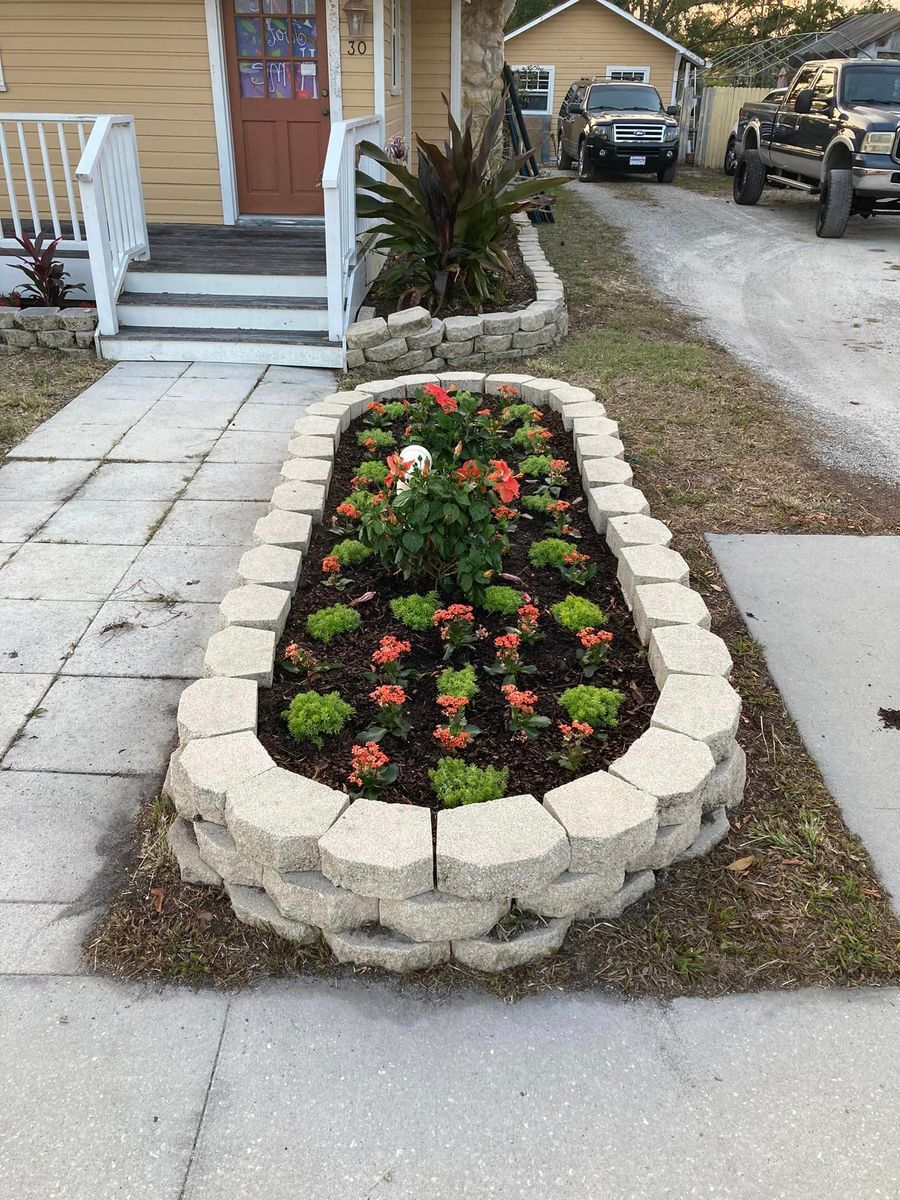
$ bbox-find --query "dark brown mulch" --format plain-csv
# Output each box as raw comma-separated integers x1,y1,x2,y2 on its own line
256,405,657,810
369,228,536,320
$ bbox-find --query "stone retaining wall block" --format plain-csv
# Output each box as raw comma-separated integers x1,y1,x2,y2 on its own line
610,728,715,814
517,867,626,920
177,676,258,744
168,816,223,886
650,674,742,762
632,583,711,645
253,509,313,551
543,770,658,873
647,623,733,688
451,917,570,972
194,820,263,886
380,891,510,942
325,926,450,972
218,583,289,634
204,624,277,685
701,742,746,812
319,798,434,900
227,883,319,944
226,767,350,872
263,866,378,930
170,731,274,823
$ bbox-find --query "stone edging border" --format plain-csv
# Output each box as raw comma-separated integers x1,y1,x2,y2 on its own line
164,372,746,975
344,216,567,375
0,304,98,357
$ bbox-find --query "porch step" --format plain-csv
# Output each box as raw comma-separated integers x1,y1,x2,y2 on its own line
99,325,344,369
122,269,328,299
116,291,329,333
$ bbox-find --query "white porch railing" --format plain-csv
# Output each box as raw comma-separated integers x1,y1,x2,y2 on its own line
75,116,149,335
322,114,383,344
0,113,148,336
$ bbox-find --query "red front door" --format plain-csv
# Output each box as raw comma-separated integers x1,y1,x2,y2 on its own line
223,0,331,216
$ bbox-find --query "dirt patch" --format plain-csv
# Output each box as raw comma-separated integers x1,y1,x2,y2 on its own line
879,708,900,732
369,227,536,319
257,405,656,808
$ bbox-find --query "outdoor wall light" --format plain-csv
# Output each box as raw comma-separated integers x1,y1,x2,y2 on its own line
343,0,369,37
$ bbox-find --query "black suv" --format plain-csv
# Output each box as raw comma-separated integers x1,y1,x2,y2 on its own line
556,79,681,182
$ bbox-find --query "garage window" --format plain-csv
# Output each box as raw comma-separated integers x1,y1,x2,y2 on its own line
606,66,650,83
510,65,555,114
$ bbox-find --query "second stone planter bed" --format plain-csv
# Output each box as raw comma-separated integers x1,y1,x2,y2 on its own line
164,372,746,974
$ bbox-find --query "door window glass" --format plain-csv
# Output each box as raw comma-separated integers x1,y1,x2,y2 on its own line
811,69,837,111
787,66,818,107
233,0,318,100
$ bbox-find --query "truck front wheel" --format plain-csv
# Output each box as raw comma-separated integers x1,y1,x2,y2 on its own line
733,149,766,205
816,168,852,238
657,161,677,183
578,141,597,182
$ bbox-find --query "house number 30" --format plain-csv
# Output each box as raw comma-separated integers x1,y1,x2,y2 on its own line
347,39,368,54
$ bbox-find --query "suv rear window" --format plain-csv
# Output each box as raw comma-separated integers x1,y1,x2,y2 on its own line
586,84,663,112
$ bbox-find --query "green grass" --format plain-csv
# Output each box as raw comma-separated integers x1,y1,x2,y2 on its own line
0,349,109,458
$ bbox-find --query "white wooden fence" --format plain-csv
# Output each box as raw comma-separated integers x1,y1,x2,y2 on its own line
0,113,148,335
322,114,383,344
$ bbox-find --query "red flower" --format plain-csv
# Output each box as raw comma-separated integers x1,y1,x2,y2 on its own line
370,684,407,707
497,384,519,399
476,408,492,417
578,627,613,649
550,458,569,473
547,500,571,515
454,459,482,484
501,684,537,714
437,694,468,717
348,741,390,788
424,383,458,413
494,632,521,652
321,555,341,574
371,635,411,667
559,720,594,741
433,604,474,625
494,504,518,522
336,501,360,520
384,452,411,489
517,604,540,637
433,726,472,753
486,459,520,504
368,401,386,415
563,548,589,567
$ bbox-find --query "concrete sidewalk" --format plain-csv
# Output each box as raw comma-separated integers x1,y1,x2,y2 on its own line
2,367,899,1199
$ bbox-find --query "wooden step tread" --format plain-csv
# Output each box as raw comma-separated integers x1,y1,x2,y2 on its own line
109,325,333,347
117,292,325,311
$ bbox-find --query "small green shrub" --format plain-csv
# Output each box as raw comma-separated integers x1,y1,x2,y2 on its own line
305,603,361,644
390,591,438,631
520,454,553,478
354,459,389,484
529,538,573,569
437,663,479,699
382,401,407,421
502,403,536,424
357,428,395,450
429,757,509,807
522,492,555,513
332,539,372,568
482,585,524,616
344,489,377,512
282,690,354,746
551,595,606,632
558,685,626,730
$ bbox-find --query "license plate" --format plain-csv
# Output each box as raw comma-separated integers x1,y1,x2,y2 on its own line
629,155,647,166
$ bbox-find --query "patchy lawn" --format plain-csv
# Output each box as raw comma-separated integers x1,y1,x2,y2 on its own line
672,164,734,197
87,188,900,1000
0,350,109,458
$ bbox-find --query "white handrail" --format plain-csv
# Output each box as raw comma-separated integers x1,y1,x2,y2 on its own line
322,114,383,344
75,115,149,336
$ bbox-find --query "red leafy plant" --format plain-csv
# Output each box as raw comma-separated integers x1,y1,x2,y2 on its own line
12,232,86,306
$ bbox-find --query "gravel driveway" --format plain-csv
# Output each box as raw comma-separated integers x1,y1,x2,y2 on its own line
575,177,900,483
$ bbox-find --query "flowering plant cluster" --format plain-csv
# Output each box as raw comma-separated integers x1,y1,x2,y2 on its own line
576,626,614,678
486,631,535,685
348,741,398,799
501,684,551,740
358,683,411,743
515,603,541,645
553,720,594,773
432,603,477,659
370,634,414,684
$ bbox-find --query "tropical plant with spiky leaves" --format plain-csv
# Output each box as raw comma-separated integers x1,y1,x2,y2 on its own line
356,94,566,312
12,233,86,306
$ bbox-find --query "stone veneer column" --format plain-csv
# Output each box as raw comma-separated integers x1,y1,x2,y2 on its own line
460,0,516,133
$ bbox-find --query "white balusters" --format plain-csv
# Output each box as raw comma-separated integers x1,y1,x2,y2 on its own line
0,114,99,248
323,114,383,343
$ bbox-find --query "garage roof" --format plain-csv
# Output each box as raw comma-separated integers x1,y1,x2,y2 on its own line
505,0,707,67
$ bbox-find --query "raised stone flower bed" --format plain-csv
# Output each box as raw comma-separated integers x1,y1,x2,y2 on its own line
0,305,98,356
345,217,567,374
164,372,745,974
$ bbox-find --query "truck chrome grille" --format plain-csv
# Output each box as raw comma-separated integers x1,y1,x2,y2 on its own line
613,123,666,144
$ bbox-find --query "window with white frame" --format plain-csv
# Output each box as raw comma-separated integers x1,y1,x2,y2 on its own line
510,65,555,114
390,0,401,94
605,66,651,83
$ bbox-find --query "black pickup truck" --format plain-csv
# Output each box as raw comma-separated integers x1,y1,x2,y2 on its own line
733,58,900,237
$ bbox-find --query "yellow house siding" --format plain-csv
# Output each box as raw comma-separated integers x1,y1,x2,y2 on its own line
340,6,377,119
411,0,452,147
0,0,224,223
505,0,678,111
383,0,406,142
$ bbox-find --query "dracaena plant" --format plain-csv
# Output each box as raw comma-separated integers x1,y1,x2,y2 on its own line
12,232,86,306
356,94,566,312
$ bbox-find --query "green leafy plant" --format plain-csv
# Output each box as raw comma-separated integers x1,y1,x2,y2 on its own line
356,95,565,313
405,385,502,468
343,489,378,513
522,491,556,514
12,232,86,306
357,428,396,454
482,585,524,616
529,538,596,587
501,403,538,424
551,595,606,632
429,757,509,808
282,690,354,746
558,685,626,731
520,454,553,478
510,424,553,453
390,591,439,631
305,603,361,644
364,399,407,427
437,663,479,699
331,539,372,568
353,459,389,485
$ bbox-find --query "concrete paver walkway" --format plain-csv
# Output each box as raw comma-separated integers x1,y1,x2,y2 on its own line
0,360,335,971
1,367,900,1198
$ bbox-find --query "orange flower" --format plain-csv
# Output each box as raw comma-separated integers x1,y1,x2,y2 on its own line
371,635,411,667
321,555,341,574
348,741,390,788
367,401,386,415
433,604,474,625
578,627,613,649
370,684,407,707
336,501,360,519
433,726,472,753
494,504,518,522
486,459,520,504
424,383,458,413
437,694,468,717
454,459,482,484
384,452,410,489
501,684,537,714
